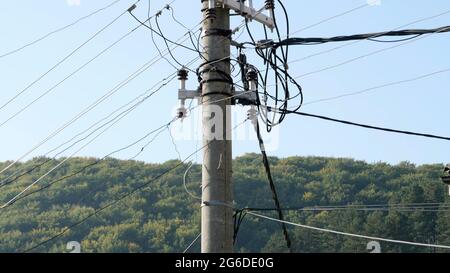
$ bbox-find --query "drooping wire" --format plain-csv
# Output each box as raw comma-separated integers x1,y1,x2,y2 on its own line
242,1,303,132
128,6,201,72
247,211,450,250
279,109,450,141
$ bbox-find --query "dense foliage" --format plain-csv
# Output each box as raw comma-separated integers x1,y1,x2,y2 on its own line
0,154,449,253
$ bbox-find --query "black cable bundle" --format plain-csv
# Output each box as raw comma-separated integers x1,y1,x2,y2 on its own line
244,0,304,132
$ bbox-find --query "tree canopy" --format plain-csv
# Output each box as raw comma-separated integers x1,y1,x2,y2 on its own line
0,154,448,253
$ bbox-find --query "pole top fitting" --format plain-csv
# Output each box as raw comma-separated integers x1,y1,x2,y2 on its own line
177,68,189,80
264,0,275,10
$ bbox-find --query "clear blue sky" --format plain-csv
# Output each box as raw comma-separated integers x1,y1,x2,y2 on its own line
0,0,449,166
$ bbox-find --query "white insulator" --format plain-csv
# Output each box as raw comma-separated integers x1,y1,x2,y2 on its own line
208,0,216,9
177,99,187,121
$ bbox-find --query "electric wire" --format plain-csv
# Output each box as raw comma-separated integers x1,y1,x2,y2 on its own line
287,3,369,37
0,70,183,188
0,0,122,59
289,27,450,82
0,2,132,114
183,233,201,253
0,57,200,205
302,68,450,106
247,211,450,249
0,16,204,176
274,26,450,47
22,141,210,253
0,21,146,129
279,110,450,141
183,162,201,200
253,118,292,252
242,203,450,213
288,9,450,65
1,120,173,209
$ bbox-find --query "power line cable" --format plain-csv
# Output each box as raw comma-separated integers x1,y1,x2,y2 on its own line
0,71,181,188
0,18,203,176
288,9,450,65
287,3,369,37
0,0,123,59
302,68,450,106
290,28,450,81
252,118,292,252
1,120,173,209
273,25,450,47
183,233,201,253
22,141,210,253
0,20,146,129
280,110,450,141
242,203,450,212
183,161,201,200
0,111,173,209
1,102,248,211
0,2,134,113
0,55,203,207
247,211,450,249
0,57,200,205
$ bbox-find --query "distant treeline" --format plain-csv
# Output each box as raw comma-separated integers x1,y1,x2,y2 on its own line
0,154,449,253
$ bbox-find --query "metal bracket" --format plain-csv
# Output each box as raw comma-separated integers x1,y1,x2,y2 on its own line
217,0,274,30
233,88,257,106
178,89,201,100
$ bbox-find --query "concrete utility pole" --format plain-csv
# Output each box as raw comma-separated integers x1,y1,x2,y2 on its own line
186,0,274,253
200,1,233,253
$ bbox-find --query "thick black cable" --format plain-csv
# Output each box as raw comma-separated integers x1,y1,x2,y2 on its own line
254,120,292,252
272,25,450,47
281,110,450,141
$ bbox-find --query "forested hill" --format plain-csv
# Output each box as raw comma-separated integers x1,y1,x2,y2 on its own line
0,154,449,253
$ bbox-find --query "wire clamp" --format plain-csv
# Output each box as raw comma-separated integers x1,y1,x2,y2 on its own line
202,200,234,209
